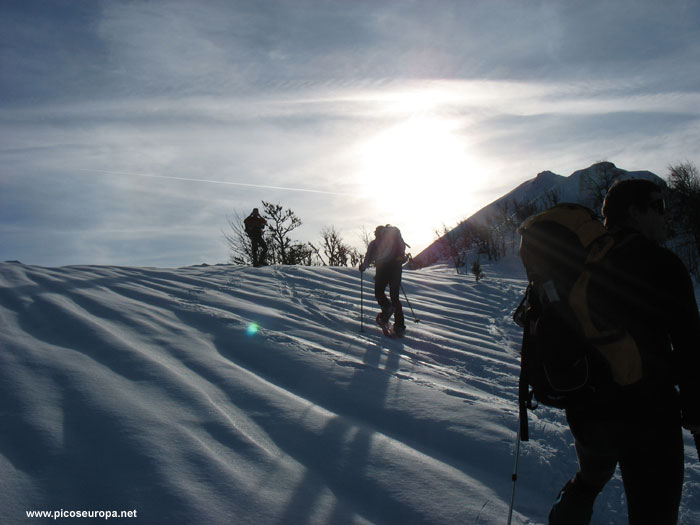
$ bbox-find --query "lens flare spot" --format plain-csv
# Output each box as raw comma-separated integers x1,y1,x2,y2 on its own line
246,323,259,336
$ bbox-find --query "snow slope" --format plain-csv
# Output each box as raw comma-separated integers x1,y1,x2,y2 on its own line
1,260,699,524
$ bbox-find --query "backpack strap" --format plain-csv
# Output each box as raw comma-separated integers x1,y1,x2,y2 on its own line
567,235,644,386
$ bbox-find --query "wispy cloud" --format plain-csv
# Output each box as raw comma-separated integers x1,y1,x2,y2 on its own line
79,169,356,196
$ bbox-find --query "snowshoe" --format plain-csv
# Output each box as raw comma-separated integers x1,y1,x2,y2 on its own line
393,323,406,337
376,312,394,338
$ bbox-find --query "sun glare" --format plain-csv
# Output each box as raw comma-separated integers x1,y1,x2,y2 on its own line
358,114,482,238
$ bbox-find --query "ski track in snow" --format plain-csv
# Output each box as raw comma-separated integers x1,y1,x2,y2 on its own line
0,260,699,524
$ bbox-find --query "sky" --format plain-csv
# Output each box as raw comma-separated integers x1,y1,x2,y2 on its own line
1,0,699,267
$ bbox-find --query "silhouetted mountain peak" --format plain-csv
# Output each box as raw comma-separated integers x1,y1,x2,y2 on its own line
413,162,664,267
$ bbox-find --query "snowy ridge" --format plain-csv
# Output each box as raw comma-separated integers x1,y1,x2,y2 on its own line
414,162,666,267
1,261,699,524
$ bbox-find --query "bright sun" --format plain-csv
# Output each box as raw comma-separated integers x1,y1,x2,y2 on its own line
357,115,482,240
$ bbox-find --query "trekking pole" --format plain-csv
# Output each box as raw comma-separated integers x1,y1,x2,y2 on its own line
400,283,420,323
507,419,522,525
360,270,365,332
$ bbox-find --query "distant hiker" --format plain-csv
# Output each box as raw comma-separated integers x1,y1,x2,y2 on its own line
547,179,700,524
359,225,409,336
244,208,268,267
470,259,483,282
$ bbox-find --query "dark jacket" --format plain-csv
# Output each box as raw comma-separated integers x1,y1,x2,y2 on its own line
244,213,267,237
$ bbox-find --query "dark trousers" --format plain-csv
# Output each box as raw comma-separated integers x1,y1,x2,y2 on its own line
563,405,683,524
249,233,267,266
374,261,404,327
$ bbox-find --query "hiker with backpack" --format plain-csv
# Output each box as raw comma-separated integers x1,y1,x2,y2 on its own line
518,179,700,524
359,225,409,336
244,208,268,267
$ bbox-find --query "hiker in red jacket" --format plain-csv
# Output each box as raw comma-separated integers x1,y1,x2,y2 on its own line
244,208,268,267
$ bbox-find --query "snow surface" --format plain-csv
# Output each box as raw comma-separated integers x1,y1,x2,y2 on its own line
1,258,699,524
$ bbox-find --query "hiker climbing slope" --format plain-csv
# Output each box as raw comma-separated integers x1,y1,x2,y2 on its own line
359,225,409,336
244,208,268,267
538,179,700,524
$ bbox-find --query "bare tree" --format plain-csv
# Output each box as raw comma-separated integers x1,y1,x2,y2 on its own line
318,226,362,267
287,242,317,266
262,201,308,265
668,161,700,199
494,200,519,257
667,161,700,263
348,248,363,268
540,189,560,209
222,212,254,265
434,223,462,269
513,199,542,226
319,226,345,266
359,226,373,250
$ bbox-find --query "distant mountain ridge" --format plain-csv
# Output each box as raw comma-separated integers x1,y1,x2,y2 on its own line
413,162,664,267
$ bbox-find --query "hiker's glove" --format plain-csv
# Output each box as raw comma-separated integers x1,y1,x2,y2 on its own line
359,262,367,272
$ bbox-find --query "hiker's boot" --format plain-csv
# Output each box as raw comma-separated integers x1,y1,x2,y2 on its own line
549,479,596,525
